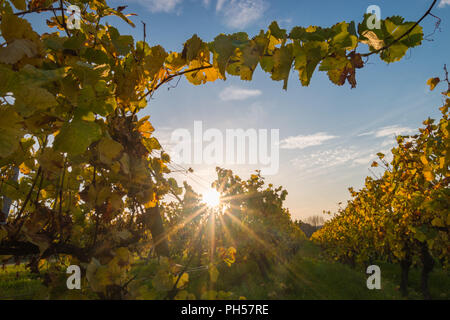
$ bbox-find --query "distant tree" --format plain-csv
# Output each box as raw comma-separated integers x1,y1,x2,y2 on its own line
306,215,325,228
295,215,325,238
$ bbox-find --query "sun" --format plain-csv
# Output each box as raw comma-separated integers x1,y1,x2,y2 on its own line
202,189,221,208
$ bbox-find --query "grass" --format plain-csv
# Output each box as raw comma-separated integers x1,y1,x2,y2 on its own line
216,241,449,300
1,241,448,300
0,264,43,299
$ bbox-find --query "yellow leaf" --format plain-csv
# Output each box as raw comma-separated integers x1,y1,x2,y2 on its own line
185,60,222,85
420,155,428,165
144,192,158,208
427,77,440,91
423,170,434,181
165,52,186,72
439,157,445,169
38,259,46,269
224,247,236,267
176,272,189,288
138,121,154,138
361,30,384,50
19,162,31,174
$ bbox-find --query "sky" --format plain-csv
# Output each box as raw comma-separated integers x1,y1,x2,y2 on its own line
26,0,450,220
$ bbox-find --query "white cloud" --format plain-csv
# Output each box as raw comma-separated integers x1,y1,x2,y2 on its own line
216,0,268,28
216,0,227,11
280,133,338,150
439,0,450,8
113,0,267,26
352,154,376,165
290,144,395,175
357,131,375,137
374,125,415,138
358,125,416,138
291,147,364,171
219,86,262,101
126,0,183,13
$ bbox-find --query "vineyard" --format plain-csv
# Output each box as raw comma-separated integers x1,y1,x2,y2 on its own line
312,77,450,299
0,0,448,300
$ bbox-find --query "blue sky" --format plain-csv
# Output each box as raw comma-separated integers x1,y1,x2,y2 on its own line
26,0,450,220
116,0,449,220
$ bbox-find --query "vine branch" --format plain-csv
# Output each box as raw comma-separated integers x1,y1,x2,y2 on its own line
361,0,438,57
139,65,213,101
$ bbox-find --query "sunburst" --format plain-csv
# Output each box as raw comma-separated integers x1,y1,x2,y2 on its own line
202,189,221,208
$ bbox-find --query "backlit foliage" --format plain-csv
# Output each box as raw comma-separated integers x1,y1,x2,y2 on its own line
0,0,429,299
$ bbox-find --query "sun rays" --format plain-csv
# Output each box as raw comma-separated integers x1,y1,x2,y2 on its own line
202,189,221,208
154,182,309,294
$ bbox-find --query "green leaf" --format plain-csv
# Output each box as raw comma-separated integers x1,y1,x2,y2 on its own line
210,34,236,77
43,34,65,51
143,137,162,152
0,64,18,94
15,86,57,117
143,45,168,79
294,41,328,87
260,56,274,73
0,107,23,158
385,19,422,47
108,26,133,56
380,43,408,63
152,269,173,292
63,33,87,51
0,14,34,42
290,26,334,42
54,120,102,156
319,55,348,72
77,85,116,117
98,137,123,164
182,34,208,62
331,22,357,50
269,21,287,40
83,48,109,65
18,65,65,87
271,44,294,90
239,37,266,80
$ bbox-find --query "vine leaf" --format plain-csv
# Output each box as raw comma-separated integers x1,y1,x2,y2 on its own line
0,39,38,64
427,77,440,91
54,120,102,156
